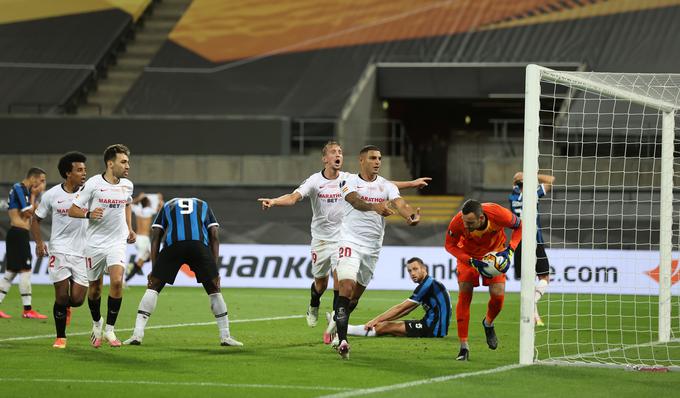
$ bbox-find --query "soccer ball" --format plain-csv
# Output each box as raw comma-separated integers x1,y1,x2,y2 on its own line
478,252,511,278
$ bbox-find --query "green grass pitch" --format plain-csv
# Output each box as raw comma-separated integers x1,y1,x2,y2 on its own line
0,285,678,397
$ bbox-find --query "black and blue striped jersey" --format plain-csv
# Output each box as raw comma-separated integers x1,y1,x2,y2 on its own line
152,198,219,248
408,276,452,337
508,184,546,243
8,182,31,213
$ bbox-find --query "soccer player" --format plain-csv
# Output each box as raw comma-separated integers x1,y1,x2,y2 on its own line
123,197,242,347
31,152,89,348
0,167,47,319
445,199,521,361
334,145,420,359
509,171,555,327
345,257,451,338
257,141,429,328
126,193,164,282
68,144,136,347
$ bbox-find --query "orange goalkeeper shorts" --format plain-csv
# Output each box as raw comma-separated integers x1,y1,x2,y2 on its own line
456,258,506,287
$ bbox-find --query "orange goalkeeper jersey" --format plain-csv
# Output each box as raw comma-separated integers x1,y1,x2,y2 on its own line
445,202,522,263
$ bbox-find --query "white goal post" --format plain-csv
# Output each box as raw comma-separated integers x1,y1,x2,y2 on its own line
520,64,680,369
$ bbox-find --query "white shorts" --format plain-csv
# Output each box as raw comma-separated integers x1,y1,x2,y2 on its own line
48,252,89,287
310,239,339,279
135,235,151,262
85,245,127,281
336,241,380,286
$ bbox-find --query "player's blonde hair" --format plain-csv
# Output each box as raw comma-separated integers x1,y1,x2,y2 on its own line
322,141,342,156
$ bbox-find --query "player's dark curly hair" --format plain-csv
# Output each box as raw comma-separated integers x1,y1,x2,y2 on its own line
57,151,87,179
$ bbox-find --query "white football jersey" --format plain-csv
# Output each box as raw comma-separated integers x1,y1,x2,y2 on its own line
294,170,349,241
132,204,156,219
73,174,133,249
339,174,400,249
35,184,87,256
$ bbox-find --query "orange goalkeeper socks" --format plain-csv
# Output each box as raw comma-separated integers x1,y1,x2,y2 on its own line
456,290,473,341
485,293,505,325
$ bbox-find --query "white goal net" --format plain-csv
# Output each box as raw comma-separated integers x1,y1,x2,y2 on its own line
520,65,680,369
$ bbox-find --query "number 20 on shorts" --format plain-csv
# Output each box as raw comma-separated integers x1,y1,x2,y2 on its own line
339,247,352,258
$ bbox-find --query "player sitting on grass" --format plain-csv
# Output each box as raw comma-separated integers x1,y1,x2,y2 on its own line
343,257,450,338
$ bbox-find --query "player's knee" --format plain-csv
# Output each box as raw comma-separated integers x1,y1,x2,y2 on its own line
88,284,102,298
147,276,164,292
203,280,220,295
109,279,123,291
373,322,387,335
490,285,505,296
69,296,85,307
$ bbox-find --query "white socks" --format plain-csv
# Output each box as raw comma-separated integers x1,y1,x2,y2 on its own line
0,272,16,303
347,324,377,337
209,293,230,339
133,289,159,337
534,278,549,317
19,272,31,306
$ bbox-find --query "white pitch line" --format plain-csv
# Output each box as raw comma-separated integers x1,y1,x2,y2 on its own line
0,378,350,392
0,314,303,342
317,363,526,398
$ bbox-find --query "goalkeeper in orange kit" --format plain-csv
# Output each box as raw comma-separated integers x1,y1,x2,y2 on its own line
445,199,522,361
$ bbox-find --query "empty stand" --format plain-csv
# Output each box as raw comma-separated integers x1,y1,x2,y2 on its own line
0,0,153,114
85,0,193,115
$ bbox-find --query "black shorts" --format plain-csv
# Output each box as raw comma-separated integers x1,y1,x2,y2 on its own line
151,241,218,285
404,319,436,338
513,241,550,279
5,227,32,272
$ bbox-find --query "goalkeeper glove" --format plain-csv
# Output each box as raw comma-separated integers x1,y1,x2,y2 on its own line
497,246,514,261
470,257,495,278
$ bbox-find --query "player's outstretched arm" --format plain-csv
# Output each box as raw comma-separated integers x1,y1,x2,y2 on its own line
392,177,432,190
344,192,394,216
365,300,418,329
391,197,420,226
258,191,302,210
